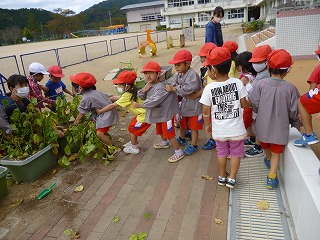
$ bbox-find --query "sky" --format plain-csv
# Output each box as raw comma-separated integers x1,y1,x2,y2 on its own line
0,0,104,14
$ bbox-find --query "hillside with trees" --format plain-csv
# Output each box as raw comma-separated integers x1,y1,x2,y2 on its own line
0,0,158,45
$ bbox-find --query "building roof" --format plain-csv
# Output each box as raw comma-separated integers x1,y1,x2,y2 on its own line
121,1,164,10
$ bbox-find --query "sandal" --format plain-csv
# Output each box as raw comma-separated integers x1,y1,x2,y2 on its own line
154,142,170,149
168,153,184,163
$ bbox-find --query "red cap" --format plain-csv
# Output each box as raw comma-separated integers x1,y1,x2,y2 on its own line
141,61,161,73
197,43,217,57
267,49,294,69
48,65,65,78
222,41,238,53
314,45,320,55
168,50,192,64
69,72,97,88
249,45,272,63
203,47,231,66
113,70,137,85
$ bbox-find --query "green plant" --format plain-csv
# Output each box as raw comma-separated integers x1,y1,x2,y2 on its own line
0,99,59,159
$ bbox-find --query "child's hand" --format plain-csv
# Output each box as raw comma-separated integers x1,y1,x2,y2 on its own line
132,102,141,109
205,125,212,135
142,82,153,93
165,85,175,92
96,109,102,114
74,119,80,126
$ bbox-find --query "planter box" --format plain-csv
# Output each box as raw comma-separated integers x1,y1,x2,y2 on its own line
0,166,9,200
0,145,57,183
58,137,81,154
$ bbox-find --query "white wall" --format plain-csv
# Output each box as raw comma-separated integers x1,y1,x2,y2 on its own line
280,128,320,240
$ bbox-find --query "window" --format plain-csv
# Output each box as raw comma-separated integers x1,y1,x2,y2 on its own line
198,12,211,22
227,8,244,19
198,0,211,4
142,15,156,21
168,0,195,7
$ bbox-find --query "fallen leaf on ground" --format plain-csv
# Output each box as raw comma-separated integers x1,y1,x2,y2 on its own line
113,215,120,223
118,137,125,143
256,200,269,210
215,218,223,225
202,175,214,180
120,128,126,131
52,169,57,174
74,185,84,192
145,212,151,220
11,198,23,208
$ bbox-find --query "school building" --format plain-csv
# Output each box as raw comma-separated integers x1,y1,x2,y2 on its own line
121,0,320,32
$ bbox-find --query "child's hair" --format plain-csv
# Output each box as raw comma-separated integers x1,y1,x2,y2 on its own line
81,85,96,91
72,82,79,89
126,84,138,102
268,68,288,76
231,52,238,62
213,6,224,17
7,74,28,90
235,51,257,76
210,59,232,75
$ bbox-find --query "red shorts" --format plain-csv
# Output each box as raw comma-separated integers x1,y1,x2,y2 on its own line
243,108,253,129
260,141,285,154
300,93,320,114
96,126,110,133
179,115,203,130
128,117,151,136
156,118,176,139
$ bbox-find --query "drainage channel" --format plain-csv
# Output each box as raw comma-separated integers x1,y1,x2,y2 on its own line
228,156,293,240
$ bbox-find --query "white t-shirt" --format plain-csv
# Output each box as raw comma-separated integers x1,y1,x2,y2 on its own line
199,78,248,140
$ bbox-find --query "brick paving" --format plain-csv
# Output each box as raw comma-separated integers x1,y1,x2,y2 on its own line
0,124,229,240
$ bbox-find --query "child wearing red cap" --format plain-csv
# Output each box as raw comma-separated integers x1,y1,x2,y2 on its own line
245,44,272,157
44,65,74,102
294,46,320,147
166,49,203,156
249,49,301,189
200,47,251,188
96,70,151,154
222,41,240,79
133,61,183,163
71,72,119,157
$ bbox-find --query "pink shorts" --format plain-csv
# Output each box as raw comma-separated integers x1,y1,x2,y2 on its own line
215,139,245,158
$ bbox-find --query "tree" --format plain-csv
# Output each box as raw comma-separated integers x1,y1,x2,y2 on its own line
23,27,33,40
53,8,76,17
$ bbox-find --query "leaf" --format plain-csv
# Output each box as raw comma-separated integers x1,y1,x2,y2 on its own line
52,169,57,174
145,212,151,220
137,232,148,239
61,156,71,166
63,229,72,235
214,218,223,225
33,134,40,144
202,175,214,180
256,200,269,210
117,137,125,143
85,144,96,155
64,145,71,155
74,185,84,192
113,215,120,223
130,235,138,240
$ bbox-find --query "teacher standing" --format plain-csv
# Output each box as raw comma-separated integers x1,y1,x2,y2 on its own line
205,6,224,46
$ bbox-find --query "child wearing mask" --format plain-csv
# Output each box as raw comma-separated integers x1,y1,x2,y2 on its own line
96,70,151,154
245,45,272,156
134,61,184,163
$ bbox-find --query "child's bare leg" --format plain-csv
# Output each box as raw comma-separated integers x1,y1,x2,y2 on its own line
218,156,228,177
191,130,198,146
179,127,187,139
96,131,112,146
130,134,138,146
298,100,313,134
229,156,241,179
269,152,280,175
168,137,180,150
264,148,271,160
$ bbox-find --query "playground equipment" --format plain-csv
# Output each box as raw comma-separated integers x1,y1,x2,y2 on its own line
166,34,185,49
138,30,157,58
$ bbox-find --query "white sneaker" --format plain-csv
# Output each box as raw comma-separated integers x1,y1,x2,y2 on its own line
123,141,132,147
123,145,140,154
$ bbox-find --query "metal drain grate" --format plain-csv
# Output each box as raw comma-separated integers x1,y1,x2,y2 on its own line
228,157,292,240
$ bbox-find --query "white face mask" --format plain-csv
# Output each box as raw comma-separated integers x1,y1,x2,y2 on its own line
16,86,30,98
252,62,267,73
214,17,223,23
317,55,320,61
117,87,124,94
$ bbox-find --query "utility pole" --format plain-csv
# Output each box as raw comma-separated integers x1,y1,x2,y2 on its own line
108,10,112,26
